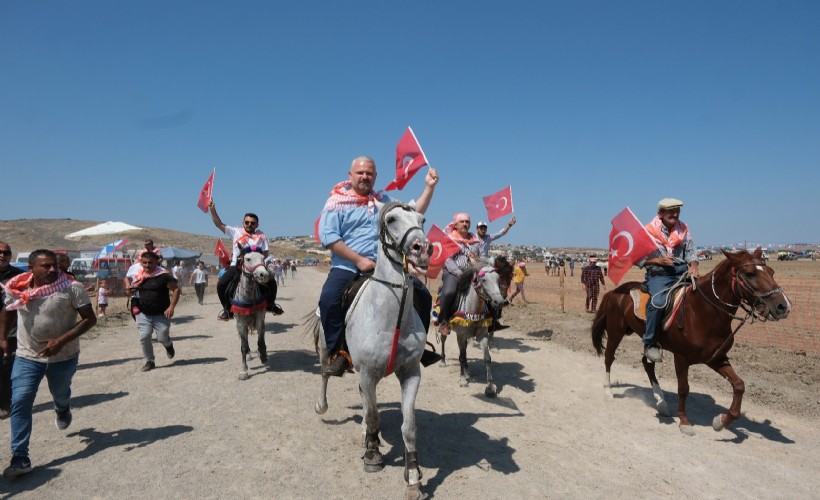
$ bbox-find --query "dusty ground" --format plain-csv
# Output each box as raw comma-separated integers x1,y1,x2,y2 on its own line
1,266,817,499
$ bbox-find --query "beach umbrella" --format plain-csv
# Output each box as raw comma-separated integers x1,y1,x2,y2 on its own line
65,221,143,241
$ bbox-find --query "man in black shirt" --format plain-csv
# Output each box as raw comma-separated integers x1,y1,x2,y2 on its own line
0,241,25,419
126,252,180,372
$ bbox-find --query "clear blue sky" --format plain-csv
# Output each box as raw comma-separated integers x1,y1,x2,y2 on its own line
2,1,818,248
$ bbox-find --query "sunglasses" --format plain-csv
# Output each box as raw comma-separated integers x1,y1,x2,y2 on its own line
0,250,11,256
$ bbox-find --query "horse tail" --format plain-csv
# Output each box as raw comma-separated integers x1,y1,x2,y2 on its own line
591,292,610,356
302,309,322,355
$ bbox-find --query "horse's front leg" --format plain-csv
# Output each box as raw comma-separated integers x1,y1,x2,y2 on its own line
398,367,423,491
237,320,250,381
708,358,745,431
479,329,496,397
439,330,448,367
359,373,383,473
257,312,267,364
456,331,470,387
314,327,329,415
673,357,696,435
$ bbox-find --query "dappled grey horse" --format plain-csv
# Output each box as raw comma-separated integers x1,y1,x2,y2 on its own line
230,245,272,380
439,263,506,397
311,200,432,499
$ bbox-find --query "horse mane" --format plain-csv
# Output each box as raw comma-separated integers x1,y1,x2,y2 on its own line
455,265,480,293
493,256,513,282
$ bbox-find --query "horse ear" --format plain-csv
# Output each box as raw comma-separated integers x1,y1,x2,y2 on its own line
721,249,732,259
753,247,763,259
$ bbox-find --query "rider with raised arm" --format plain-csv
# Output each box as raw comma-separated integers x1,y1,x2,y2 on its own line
318,155,439,377
636,198,699,362
208,201,280,321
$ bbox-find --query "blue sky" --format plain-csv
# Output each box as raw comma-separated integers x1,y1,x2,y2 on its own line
2,1,818,248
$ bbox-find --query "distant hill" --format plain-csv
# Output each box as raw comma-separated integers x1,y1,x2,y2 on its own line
0,219,318,261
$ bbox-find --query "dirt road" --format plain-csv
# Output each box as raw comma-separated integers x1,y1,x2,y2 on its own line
1,267,817,498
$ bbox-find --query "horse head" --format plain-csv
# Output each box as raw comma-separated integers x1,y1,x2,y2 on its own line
492,255,514,298
459,261,505,309
237,244,270,284
721,247,791,321
376,200,431,275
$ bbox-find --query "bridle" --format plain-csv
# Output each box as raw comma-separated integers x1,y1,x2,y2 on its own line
378,203,424,271
472,267,500,305
696,258,783,363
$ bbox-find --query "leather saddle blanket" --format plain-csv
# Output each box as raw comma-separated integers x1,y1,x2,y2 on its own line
630,286,689,332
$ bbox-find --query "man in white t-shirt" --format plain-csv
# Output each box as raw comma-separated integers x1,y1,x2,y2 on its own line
208,200,280,320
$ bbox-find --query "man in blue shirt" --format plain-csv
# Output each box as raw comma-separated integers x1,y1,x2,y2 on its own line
318,156,439,376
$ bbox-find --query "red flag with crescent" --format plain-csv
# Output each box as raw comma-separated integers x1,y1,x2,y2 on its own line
425,224,460,279
483,185,514,222
214,239,231,269
607,207,658,285
197,170,215,213
385,127,429,191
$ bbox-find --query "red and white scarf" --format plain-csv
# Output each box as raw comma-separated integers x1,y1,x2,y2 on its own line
234,231,267,247
645,216,689,254
445,213,480,245
322,180,383,214
1,271,74,311
131,267,169,288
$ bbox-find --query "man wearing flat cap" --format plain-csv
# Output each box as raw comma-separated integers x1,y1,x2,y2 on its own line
635,198,699,363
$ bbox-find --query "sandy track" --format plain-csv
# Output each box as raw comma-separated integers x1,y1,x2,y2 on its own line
1,267,817,498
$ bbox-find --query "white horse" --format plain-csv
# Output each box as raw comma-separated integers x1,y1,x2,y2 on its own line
438,263,506,397
310,201,432,499
230,245,272,381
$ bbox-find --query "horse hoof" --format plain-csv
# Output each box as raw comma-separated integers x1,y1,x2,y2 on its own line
239,372,249,381
404,483,427,500
438,359,447,367
459,380,469,388
362,450,384,473
314,402,328,415
484,385,497,398
679,424,696,436
259,353,268,364
656,400,672,417
712,415,725,432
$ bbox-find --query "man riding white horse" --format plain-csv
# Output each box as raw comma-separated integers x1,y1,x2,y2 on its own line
317,155,440,376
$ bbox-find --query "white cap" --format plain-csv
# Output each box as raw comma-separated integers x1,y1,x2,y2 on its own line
477,221,488,227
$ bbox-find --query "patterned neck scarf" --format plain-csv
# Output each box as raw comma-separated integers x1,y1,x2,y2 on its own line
322,181,383,214
1,271,74,311
131,267,169,288
645,216,689,254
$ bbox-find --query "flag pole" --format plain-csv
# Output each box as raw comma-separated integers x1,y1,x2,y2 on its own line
408,126,432,169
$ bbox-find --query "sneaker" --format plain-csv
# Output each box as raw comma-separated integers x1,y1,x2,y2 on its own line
644,345,663,363
323,353,350,377
490,320,510,333
217,309,231,321
3,455,32,478
140,360,156,372
420,349,442,367
55,408,72,430
165,343,175,359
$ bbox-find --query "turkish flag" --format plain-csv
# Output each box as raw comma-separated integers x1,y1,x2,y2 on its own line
425,224,461,279
214,239,231,269
385,127,429,191
197,170,215,213
607,207,658,285
483,186,514,222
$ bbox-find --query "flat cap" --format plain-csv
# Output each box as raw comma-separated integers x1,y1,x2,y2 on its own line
658,197,684,211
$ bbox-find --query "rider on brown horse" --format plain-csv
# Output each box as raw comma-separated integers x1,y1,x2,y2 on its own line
635,198,699,362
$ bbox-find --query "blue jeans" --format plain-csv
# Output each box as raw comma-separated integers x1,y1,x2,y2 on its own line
9,355,79,458
643,265,688,346
319,268,432,353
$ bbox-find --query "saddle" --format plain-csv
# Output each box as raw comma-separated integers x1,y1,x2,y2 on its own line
630,285,689,332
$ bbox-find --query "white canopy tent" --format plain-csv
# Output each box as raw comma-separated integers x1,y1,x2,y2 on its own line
65,221,143,241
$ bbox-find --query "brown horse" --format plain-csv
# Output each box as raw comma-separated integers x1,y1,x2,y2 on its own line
591,248,791,435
